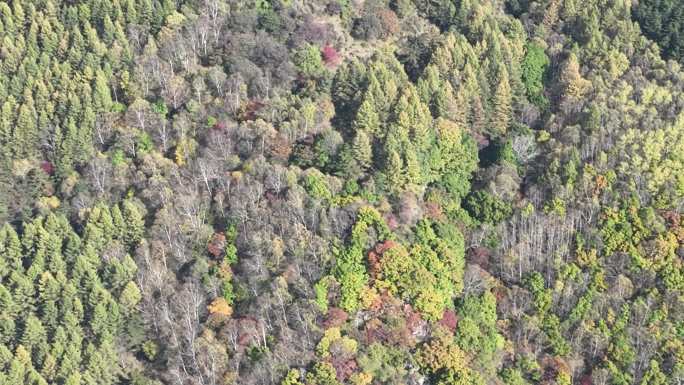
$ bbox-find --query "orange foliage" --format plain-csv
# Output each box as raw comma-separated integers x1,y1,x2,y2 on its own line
207,297,233,317
269,134,292,161
594,174,608,196
662,210,681,228
541,356,570,383
238,100,265,122
367,240,398,278
424,201,444,221
378,9,399,36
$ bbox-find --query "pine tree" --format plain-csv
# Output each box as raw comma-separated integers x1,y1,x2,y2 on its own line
491,66,512,136
67,27,85,68
89,302,109,338
63,231,81,264
93,69,112,112
0,97,16,153
471,94,486,134
0,4,15,37
40,353,57,382
105,254,137,291
57,119,79,178
10,272,35,312
64,372,81,385
123,0,138,24
282,369,304,385
39,19,57,54
433,81,455,120
110,205,125,240
83,221,106,254
368,60,402,122
405,145,423,188
45,232,66,275
416,64,442,107
138,0,154,26
59,333,83,377
93,204,116,243
7,354,28,385
640,360,667,385
121,200,144,248
11,2,25,32
119,281,141,313
385,150,405,193
331,59,367,124
352,129,373,171
365,71,387,120
394,85,433,154
27,227,49,275
21,315,47,349
0,223,22,275
14,102,38,159
561,52,591,98
353,98,381,138
102,16,115,44
0,284,16,317
37,272,60,330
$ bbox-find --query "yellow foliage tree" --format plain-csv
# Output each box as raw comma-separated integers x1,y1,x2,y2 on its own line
561,53,591,98
417,328,470,374
207,297,233,317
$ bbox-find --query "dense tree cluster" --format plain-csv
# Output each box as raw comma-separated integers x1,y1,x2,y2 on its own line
0,203,145,384
633,0,684,63
1,0,684,384
0,0,178,221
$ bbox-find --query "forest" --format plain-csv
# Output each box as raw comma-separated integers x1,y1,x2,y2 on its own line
0,0,683,384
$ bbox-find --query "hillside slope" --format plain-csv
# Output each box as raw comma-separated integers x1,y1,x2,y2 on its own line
0,1,683,385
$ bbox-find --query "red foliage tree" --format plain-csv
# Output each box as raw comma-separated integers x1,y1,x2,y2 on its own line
331,357,357,382
323,308,348,329
580,373,592,385
472,131,490,149
384,213,399,230
212,120,227,131
468,246,491,270
208,232,227,258
322,44,341,67
40,161,54,175
438,309,458,333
